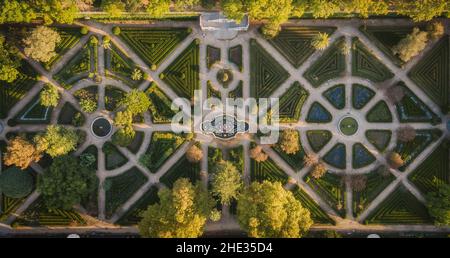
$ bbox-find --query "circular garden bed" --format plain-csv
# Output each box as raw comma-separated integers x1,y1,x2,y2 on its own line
216,69,233,87
339,116,358,136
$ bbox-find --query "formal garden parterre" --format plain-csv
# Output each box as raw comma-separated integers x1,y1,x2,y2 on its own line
0,11,449,238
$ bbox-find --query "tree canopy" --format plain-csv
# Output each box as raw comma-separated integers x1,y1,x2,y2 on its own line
0,0,37,24
101,0,126,18
138,178,215,238
0,35,20,83
40,84,60,107
211,160,243,205
23,26,61,63
280,129,300,154
237,181,313,237
427,184,450,226
395,0,448,22
37,155,97,210
34,125,79,158
392,27,429,62
120,89,151,115
3,136,42,170
186,144,203,163
0,166,34,199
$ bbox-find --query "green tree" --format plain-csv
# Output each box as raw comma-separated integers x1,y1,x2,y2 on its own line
0,35,20,83
138,178,215,238
34,125,79,158
222,0,292,38
124,0,147,12
311,32,330,50
131,68,142,81
173,0,200,11
37,155,97,210
112,126,135,147
427,184,450,226
0,0,37,24
395,0,448,22
221,0,246,22
0,166,34,199
291,0,307,17
114,110,133,127
121,89,151,115
80,153,96,168
30,0,79,25
211,160,243,205
0,65,18,83
342,0,389,18
101,0,125,18
23,26,61,63
309,0,340,18
146,0,170,17
40,83,60,107
79,98,98,113
237,181,313,238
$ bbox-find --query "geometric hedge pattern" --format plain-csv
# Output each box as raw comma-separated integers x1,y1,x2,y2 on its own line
105,43,140,88
41,27,82,70
352,168,395,217
303,37,346,87
162,40,200,99
118,27,190,67
408,142,449,194
268,26,336,68
408,36,449,111
278,81,309,123
0,61,38,119
304,172,346,218
1,20,448,231
250,156,288,184
250,39,290,98
291,185,334,225
352,37,394,83
359,26,414,67
364,185,432,225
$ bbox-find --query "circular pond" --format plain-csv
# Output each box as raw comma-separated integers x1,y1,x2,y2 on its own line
91,117,112,138
339,116,358,136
